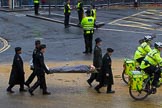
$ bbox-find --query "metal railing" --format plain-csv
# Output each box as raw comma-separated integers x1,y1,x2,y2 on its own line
1,0,162,9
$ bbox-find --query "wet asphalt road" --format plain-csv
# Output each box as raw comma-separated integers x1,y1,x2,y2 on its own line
1,8,162,63
1,7,162,108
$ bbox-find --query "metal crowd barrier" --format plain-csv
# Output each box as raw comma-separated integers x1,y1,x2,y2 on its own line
1,0,162,9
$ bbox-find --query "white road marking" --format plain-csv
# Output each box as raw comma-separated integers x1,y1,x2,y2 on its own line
108,10,162,31
98,28,162,36
113,23,155,30
129,17,155,22
108,11,145,24
122,20,151,27
139,14,161,20
0,37,10,53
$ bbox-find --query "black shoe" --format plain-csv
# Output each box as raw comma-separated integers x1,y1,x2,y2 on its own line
89,52,92,54
43,91,51,95
77,24,81,27
107,90,115,94
24,83,30,88
83,51,88,54
65,25,71,28
151,87,157,94
87,80,92,87
6,89,14,93
28,89,34,96
35,13,40,15
95,87,101,93
19,89,27,92
89,51,92,54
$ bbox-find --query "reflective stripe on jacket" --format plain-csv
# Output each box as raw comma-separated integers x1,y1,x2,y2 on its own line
34,0,39,3
77,2,81,10
140,48,162,69
134,42,152,60
64,3,71,14
81,16,94,33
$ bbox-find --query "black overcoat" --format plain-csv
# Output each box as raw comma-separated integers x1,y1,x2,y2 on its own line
92,45,102,81
97,53,114,85
9,54,25,85
93,45,102,68
34,51,49,76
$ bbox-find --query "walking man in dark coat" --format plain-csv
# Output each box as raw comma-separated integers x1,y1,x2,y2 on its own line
95,48,115,93
25,40,41,88
28,44,50,96
34,0,40,15
87,38,102,87
7,47,27,93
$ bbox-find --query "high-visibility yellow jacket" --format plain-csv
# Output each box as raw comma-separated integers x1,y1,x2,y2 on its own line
81,16,94,34
140,48,162,69
64,3,71,14
134,42,152,60
77,2,83,12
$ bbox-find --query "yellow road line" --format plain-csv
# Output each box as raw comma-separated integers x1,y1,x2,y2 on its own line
138,14,161,20
129,17,155,22
108,11,146,24
112,23,155,30
147,9,157,12
108,10,162,30
144,11,162,16
122,20,151,27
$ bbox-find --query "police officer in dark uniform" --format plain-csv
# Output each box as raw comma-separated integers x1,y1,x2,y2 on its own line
64,0,71,28
77,0,83,25
34,0,40,15
7,47,27,93
87,38,102,87
95,48,115,94
28,44,50,96
25,40,41,88
81,9,95,54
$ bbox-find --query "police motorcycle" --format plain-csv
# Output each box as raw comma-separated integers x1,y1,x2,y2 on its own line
122,35,156,84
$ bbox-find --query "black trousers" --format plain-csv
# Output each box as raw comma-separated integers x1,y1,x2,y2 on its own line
7,83,24,90
34,3,39,15
78,11,83,24
64,14,70,27
25,70,40,86
134,2,138,7
83,33,93,53
143,65,161,87
30,74,47,93
87,73,98,83
95,82,112,92
136,57,145,65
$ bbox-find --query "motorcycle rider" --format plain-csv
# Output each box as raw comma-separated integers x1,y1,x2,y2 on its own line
140,42,162,94
134,35,153,65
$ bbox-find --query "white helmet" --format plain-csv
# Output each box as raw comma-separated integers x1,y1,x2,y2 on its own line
144,35,152,41
154,42,162,48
